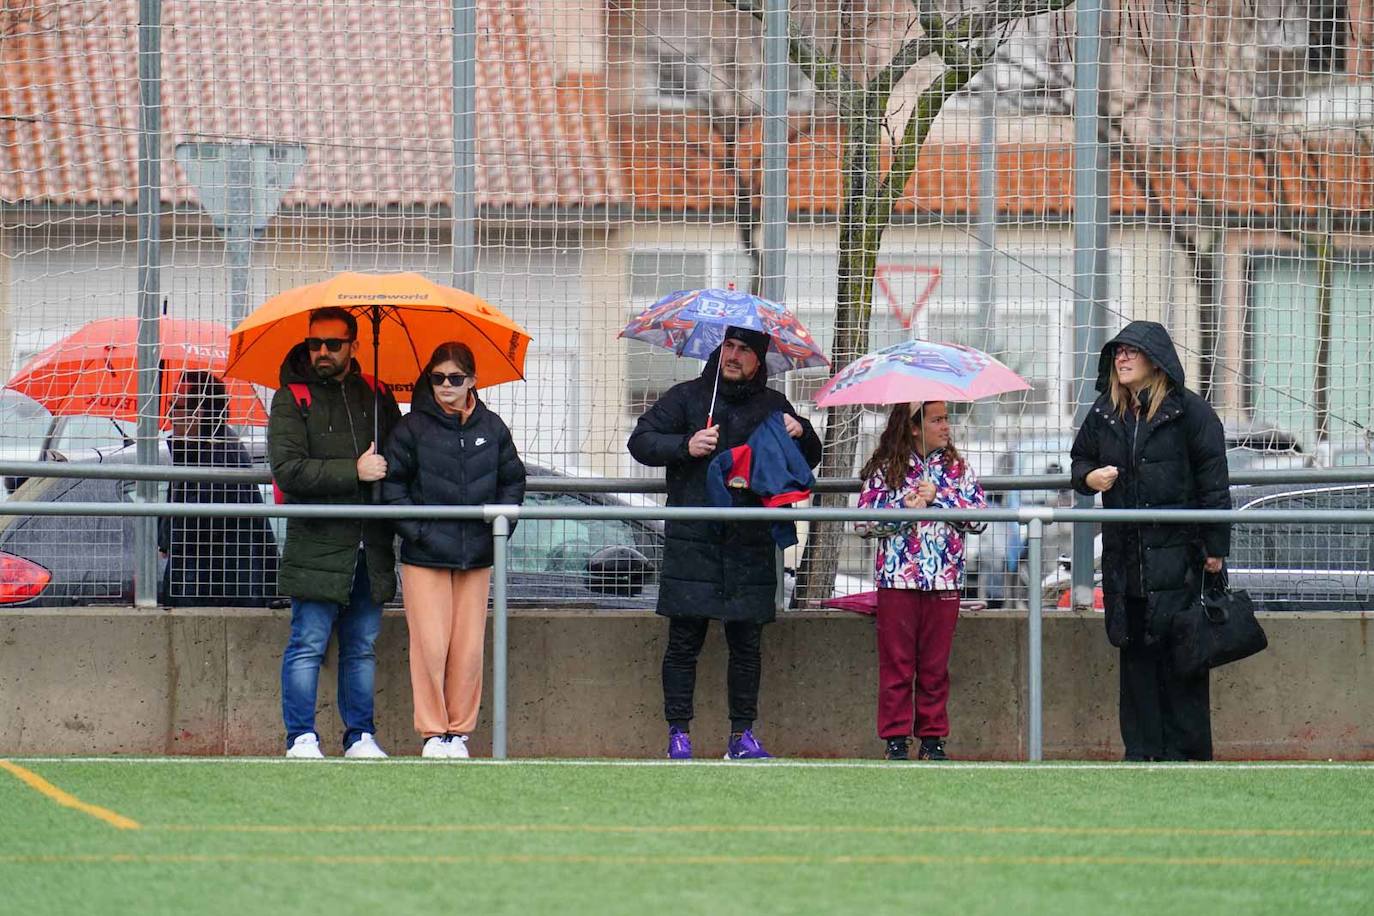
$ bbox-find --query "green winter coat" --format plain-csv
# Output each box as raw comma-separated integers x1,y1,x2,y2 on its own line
268,343,401,605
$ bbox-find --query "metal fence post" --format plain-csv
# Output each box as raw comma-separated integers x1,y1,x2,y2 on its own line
451,0,477,293
759,0,788,304
1026,516,1044,761
489,512,511,759
1071,0,1111,605
134,0,163,608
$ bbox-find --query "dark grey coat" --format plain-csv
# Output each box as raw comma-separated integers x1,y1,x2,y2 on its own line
1070,321,1231,647
627,351,822,623
268,344,401,606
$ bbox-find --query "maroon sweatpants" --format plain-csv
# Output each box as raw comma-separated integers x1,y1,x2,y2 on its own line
875,588,960,739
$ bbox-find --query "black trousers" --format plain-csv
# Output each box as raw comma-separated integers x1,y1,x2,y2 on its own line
662,616,763,733
1119,597,1213,761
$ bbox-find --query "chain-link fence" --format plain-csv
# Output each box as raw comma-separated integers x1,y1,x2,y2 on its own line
1,0,1370,607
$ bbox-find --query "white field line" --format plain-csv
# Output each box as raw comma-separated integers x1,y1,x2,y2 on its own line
3,758,1372,771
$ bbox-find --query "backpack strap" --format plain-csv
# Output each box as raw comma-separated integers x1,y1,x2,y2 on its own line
275,383,313,505
357,373,388,396
286,382,312,416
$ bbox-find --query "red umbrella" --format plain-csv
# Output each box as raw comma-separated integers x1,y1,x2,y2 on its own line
6,318,269,429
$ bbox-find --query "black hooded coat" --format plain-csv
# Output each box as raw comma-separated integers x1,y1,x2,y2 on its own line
627,349,822,623
1070,321,1231,647
159,432,279,607
381,377,527,569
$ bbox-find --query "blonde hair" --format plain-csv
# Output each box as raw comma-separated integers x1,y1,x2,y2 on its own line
1109,356,1171,421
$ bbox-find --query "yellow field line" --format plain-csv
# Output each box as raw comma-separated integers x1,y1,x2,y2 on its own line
147,822,1374,839
0,852,1370,869
0,760,140,830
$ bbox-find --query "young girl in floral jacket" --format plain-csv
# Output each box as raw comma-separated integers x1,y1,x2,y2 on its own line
856,401,985,760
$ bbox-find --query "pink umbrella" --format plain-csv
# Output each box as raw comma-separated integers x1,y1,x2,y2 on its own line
813,339,1029,409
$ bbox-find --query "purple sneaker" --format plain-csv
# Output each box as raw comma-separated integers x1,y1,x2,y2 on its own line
724,729,773,760
667,727,693,760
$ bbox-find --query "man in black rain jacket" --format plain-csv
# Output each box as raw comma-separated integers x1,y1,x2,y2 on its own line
628,326,822,760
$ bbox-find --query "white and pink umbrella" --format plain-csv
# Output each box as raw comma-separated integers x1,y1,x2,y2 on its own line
813,339,1029,409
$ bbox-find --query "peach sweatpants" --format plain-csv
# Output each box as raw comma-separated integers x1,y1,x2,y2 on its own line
400,564,490,738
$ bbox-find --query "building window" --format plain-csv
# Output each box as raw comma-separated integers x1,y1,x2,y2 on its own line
1308,0,1350,73
1245,252,1374,446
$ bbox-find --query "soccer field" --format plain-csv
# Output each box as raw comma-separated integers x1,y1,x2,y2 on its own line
2,759,1372,915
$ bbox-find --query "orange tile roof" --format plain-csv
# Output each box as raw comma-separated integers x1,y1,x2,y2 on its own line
3,5,1367,224
616,113,1374,219
0,1,624,211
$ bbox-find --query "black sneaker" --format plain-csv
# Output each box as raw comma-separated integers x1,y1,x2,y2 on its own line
884,737,911,761
917,737,949,761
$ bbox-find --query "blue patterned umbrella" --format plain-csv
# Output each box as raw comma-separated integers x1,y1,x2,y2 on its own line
619,287,828,375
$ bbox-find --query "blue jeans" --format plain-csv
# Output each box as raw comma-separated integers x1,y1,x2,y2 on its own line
281,553,383,750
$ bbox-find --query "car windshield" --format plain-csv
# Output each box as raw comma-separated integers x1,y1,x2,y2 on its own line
0,390,54,452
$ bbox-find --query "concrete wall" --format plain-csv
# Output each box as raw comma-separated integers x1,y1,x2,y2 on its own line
1,608,1370,759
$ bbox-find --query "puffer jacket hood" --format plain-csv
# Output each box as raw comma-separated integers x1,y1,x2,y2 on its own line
1096,321,1186,392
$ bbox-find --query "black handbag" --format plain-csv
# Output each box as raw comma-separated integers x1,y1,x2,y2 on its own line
1171,570,1268,678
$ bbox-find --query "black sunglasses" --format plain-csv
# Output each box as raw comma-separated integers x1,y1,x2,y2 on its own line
305,337,352,353
429,371,470,388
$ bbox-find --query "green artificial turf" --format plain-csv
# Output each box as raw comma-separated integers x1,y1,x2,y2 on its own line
2,760,1371,915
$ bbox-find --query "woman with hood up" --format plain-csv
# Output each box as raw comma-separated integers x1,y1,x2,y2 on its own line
160,371,278,607
382,342,526,759
1069,320,1230,761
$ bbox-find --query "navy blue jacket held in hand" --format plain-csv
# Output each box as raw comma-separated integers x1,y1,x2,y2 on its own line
706,411,815,549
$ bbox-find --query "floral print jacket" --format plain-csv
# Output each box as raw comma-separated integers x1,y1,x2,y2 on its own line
856,448,986,591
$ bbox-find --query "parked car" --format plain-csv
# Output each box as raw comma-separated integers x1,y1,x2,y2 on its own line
966,435,1076,607
976,423,1325,607
0,454,663,609
1222,422,1314,472
1225,482,1374,611
1043,482,1374,613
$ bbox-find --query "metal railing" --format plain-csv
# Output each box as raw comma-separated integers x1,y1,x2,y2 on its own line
2,465,1373,761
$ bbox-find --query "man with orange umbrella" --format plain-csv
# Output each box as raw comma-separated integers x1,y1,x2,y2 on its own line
227,271,531,760
269,307,401,760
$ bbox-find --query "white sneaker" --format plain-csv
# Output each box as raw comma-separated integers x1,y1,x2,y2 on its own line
445,735,470,759
286,732,324,759
344,733,388,759
422,736,450,758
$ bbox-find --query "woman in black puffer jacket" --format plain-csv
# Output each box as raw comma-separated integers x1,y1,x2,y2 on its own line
1070,321,1230,761
382,342,526,758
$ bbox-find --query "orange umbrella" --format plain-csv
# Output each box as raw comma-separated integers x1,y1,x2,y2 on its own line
224,271,531,400
6,317,269,429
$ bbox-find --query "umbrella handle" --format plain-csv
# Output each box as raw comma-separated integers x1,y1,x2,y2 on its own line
706,354,722,431
370,303,383,504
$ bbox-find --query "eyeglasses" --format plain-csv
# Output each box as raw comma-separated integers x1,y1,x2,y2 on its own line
305,337,352,353
429,371,469,388
1115,345,1142,360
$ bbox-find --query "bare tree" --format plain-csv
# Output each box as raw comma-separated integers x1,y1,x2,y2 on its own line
1109,0,1371,432
716,0,1075,605
1,0,55,39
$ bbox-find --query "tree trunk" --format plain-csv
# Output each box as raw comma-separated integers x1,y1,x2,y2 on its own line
1312,213,1335,442
794,107,881,607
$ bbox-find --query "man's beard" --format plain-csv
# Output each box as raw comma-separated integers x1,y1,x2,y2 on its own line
313,358,343,379
721,362,753,382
